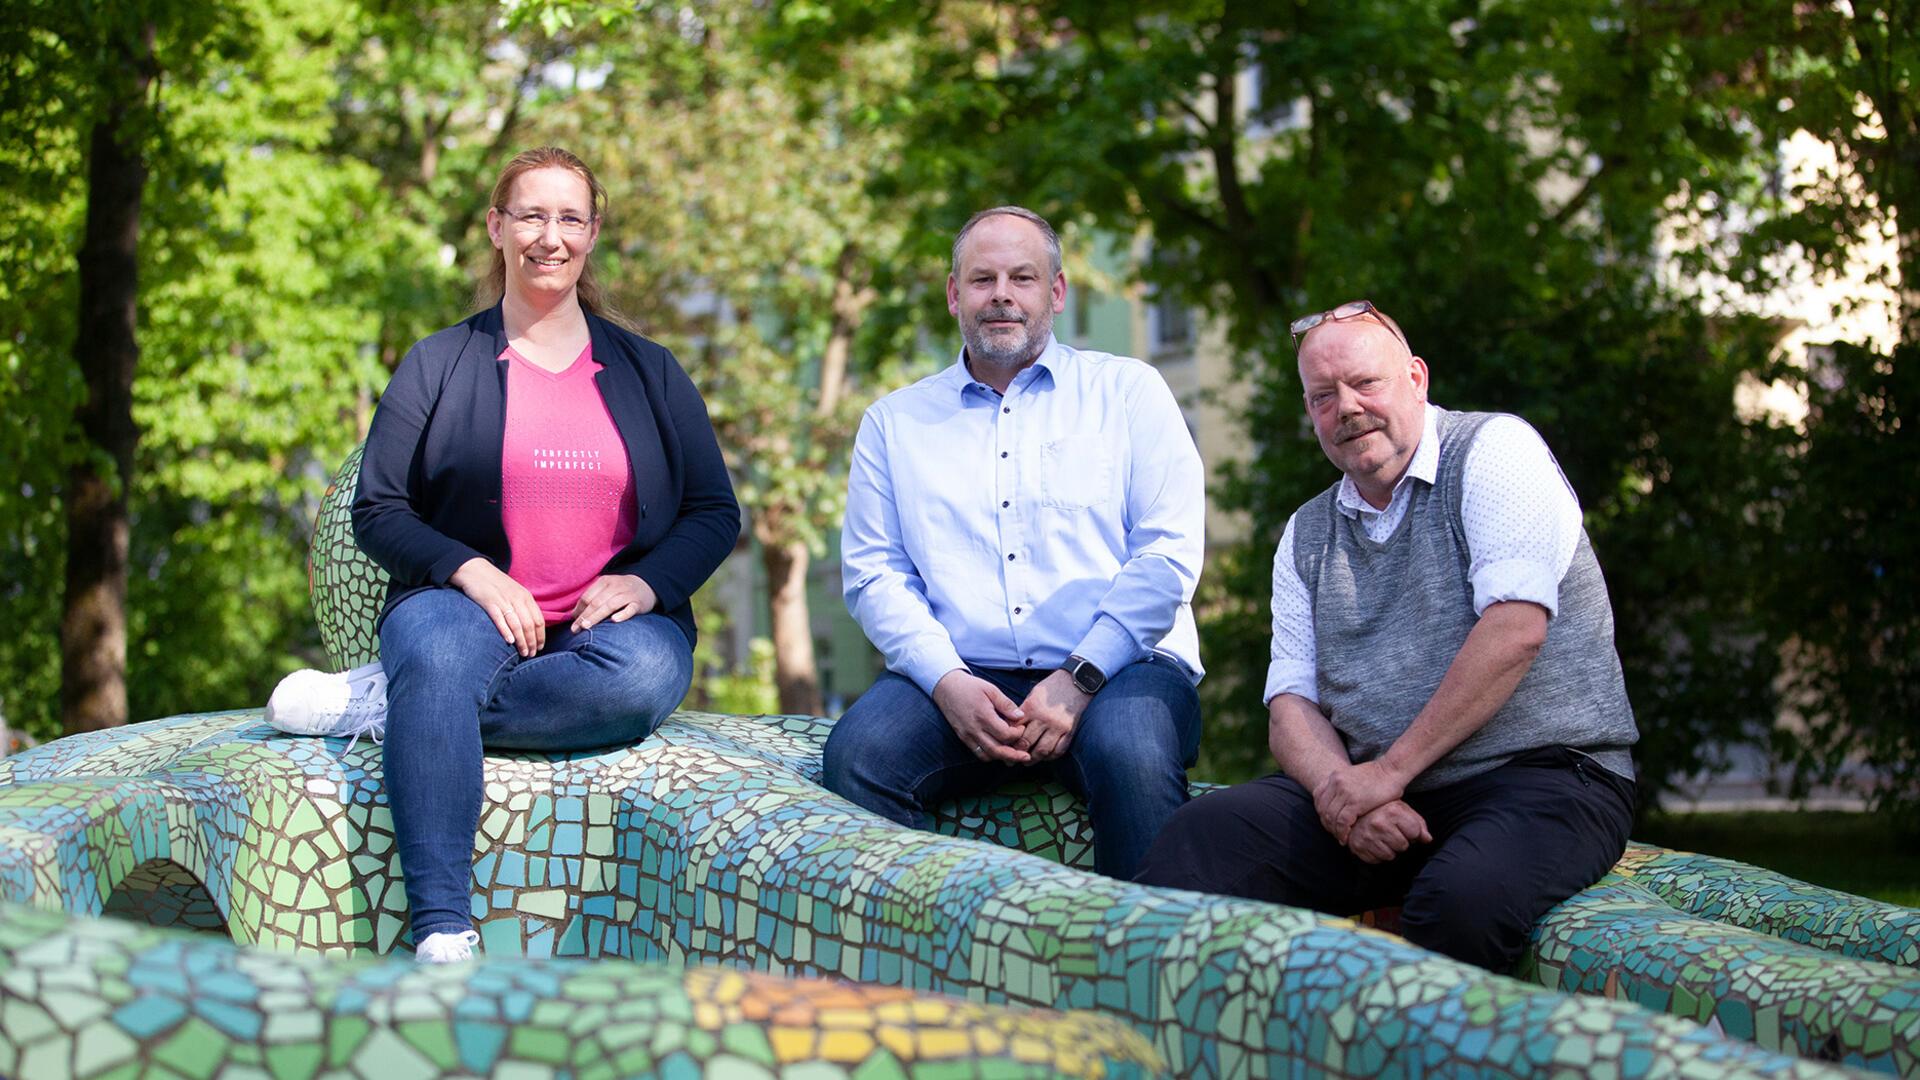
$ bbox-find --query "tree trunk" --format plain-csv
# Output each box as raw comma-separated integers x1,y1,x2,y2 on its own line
755,242,871,717
761,536,822,715
817,242,869,416
62,25,154,735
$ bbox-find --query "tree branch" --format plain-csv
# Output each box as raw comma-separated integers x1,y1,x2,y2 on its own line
1202,46,1281,312
1550,158,1614,227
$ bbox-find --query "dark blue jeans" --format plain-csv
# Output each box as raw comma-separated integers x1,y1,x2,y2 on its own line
378,587,693,943
821,656,1202,878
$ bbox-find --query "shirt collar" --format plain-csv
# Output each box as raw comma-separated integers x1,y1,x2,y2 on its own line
951,335,1064,400
1335,403,1444,518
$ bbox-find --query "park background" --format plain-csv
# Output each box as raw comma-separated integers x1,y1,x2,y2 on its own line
2,0,1914,895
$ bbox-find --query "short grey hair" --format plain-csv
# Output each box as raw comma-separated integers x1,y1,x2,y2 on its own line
951,206,1062,279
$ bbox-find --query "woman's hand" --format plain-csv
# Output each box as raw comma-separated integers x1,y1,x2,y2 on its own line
570,574,658,632
451,557,546,657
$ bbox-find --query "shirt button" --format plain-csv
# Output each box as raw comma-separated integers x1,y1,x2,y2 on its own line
1000,451,1008,458
1024,659,1034,667
1003,407,1011,414
1007,553,1016,561
1013,606,1022,614
1001,500,1009,508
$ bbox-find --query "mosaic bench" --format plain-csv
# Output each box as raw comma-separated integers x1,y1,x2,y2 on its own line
941,772,1920,1076
0,895,1161,1079
321,442,1920,1076
0,444,1903,1079
1524,845,1920,1070
0,708,1890,1080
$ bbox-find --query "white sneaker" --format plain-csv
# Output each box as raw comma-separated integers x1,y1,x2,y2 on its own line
414,929,480,964
265,661,387,751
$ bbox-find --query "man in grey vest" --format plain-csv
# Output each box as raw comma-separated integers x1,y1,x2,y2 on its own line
1135,300,1637,971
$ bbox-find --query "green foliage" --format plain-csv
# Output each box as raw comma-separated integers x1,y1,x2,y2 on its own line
504,0,950,704
1638,810,1920,905
686,580,779,715
3,0,1910,810
0,0,442,737
5,0,933,733
1713,1,1918,315
1765,342,1920,827
0,48,83,734
778,0,1912,803
513,0,925,553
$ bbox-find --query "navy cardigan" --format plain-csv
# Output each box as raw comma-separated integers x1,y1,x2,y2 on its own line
352,304,741,647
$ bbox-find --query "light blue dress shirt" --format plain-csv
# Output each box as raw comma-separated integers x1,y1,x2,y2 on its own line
842,337,1206,694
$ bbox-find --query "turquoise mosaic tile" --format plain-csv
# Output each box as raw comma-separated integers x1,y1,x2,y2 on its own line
0,707,1888,1079
0,442,1901,1079
0,900,1158,1078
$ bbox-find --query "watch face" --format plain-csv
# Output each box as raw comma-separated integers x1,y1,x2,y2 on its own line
1072,659,1105,694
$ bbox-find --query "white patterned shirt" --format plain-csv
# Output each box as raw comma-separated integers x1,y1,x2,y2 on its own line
1264,404,1583,705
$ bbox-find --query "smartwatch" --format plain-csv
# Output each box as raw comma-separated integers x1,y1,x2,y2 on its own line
1062,654,1107,695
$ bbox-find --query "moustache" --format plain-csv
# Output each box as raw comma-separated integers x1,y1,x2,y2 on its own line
1335,422,1382,444
976,306,1028,327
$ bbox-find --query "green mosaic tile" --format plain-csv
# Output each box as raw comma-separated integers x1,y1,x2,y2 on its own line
0,445,1906,1078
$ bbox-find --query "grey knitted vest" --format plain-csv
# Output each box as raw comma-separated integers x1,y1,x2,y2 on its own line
1293,409,1637,789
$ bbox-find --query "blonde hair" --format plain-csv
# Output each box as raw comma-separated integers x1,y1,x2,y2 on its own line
474,147,624,323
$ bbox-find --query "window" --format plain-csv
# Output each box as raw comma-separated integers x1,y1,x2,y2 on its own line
1154,292,1194,348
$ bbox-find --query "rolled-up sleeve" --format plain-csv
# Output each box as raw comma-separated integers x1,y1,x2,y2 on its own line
1459,416,1582,617
1263,514,1318,705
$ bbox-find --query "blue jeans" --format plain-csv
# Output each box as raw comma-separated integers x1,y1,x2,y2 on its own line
821,656,1201,878
378,587,693,943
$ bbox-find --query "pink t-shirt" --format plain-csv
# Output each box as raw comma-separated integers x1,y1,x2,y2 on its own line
500,343,638,622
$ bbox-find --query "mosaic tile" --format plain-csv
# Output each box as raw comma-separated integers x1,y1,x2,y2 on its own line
0,708,1889,1079
0,446,1904,1079
0,901,1158,1078
1521,845,1920,1075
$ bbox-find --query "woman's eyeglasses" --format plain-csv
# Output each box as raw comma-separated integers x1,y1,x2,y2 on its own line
496,207,595,236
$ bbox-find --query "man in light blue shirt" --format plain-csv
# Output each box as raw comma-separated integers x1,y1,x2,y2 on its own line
822,206,1206,878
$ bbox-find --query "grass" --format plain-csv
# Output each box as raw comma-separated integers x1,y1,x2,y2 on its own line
1635,810,1920,908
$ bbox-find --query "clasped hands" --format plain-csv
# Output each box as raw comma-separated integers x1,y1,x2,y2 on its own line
1313,759,1433,865
451,558,657,658
932,668,1090,765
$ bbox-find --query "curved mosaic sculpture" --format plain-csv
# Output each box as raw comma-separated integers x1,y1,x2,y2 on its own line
0,444,1895,1078
1525,846,1920,1075
1604,845,1919,968
309,443,380,670
928,782,1920,1076
0,898,1162,1079
0,709,1889,1079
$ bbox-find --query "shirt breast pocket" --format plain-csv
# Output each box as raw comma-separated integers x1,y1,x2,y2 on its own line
1039,433,1113,511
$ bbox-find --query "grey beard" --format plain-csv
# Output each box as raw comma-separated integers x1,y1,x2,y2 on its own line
962,309,1053,372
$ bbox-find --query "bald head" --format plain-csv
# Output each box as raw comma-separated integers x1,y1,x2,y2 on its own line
1297,318,1430,508
1297,313,1409,365
947,210,1067,387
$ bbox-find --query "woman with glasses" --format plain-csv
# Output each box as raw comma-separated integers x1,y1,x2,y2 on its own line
267,146,739,963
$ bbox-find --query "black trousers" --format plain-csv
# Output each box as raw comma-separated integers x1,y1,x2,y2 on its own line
1134,746,1634,971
